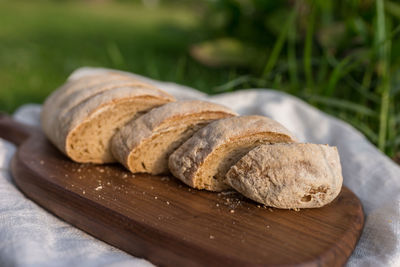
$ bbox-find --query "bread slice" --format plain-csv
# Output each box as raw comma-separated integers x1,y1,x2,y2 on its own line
112,100,237,175
41,76,175,164
168,115,297,191
41,73,141,131
226,143,343,209
42,73,160,142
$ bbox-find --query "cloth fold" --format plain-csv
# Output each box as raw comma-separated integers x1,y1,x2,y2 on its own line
0,67,399,266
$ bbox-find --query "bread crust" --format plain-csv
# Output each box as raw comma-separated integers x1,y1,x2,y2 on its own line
112,100,237,174
226,143,343,208
168,115,297,191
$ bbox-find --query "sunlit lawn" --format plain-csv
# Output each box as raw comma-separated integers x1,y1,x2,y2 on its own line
0,0,233,112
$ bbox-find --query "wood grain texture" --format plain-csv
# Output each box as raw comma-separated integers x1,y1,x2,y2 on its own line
0,115,365,267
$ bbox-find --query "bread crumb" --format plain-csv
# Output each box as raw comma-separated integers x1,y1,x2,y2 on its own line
106,182,111,186
99,169,105,173
268,208,274,212
216,203,219,207
266,225,270,229
209,235,215,240
154,196,158,200
82,190,86,195
123,174,128,178
95,186,103,191
77,168,81,172
166,201,170,205
230,209,235,213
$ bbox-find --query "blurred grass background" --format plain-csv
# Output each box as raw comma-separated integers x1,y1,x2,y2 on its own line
0,0,399,159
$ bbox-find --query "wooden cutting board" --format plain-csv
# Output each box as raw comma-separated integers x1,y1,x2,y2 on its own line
0,114,364,266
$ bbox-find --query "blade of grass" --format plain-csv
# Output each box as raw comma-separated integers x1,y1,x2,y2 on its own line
273,73,283,89
316,55,329,91
214,75,252,92
387,102,397,156
361,63,374,101
106,42,125,68
344,75,380,103
325,51,371,97
262,9,296,78
287,4,298,92
376,0,391,152
304,2,316,93
175,54,187,82
303,94,378,117
325,56,352,96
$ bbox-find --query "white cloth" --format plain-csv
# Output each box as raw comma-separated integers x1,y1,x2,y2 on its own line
1,67,399,266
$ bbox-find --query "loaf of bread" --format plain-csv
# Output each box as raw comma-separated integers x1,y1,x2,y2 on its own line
168,115,298,191
41,72,343,209
111,100,237,175
225,143,343,208
41,73,175,163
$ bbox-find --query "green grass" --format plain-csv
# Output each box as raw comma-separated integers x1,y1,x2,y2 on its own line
202,0,400,158
0,0,399,158
0,0,233,112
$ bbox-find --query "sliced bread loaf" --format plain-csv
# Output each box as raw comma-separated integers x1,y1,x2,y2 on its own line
168,115,297,191
225,143,343,208
111,100,237,175
41,75,175,164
